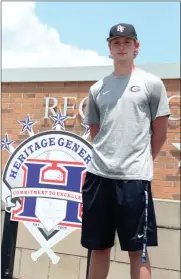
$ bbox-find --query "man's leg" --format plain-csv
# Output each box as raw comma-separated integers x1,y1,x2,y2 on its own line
115,180,158,279
88,248,111,279
129,250,151,279
81,172,115,279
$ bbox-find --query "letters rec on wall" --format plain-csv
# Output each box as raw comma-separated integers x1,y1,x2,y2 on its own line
44,96,88,120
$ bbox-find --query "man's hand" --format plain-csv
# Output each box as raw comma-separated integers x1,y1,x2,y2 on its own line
151,116,169,160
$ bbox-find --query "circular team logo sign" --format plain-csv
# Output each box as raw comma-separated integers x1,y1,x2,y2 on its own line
3,130,92,230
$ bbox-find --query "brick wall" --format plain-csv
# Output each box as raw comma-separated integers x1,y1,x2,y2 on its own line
1,79,180,200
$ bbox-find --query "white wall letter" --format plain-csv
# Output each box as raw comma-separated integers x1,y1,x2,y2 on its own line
79,97,88,119
168,95,180,121
44,97,58,119
63,97,77,119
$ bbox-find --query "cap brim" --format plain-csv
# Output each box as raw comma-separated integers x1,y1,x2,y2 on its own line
107,35,137,42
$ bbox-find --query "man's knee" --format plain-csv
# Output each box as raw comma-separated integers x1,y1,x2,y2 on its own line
92,248,111,258
128,250,143,260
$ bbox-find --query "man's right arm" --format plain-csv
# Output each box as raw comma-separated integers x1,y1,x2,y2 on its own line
84,88,100,141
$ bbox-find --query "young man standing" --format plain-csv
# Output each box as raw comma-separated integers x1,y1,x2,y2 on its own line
81,23,170,279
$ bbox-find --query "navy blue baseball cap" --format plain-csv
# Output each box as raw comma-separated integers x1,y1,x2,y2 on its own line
107,23,138,41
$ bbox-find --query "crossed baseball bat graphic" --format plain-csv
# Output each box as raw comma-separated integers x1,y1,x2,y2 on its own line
25,220,76,264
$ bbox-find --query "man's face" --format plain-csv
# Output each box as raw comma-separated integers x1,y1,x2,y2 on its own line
109,37,139,61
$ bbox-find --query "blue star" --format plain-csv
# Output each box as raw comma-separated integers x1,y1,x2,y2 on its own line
81,123,90,136
19,114,36,133
50,110,68,129
1,133,14,152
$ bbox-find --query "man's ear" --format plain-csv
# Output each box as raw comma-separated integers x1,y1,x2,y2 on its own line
134,41,140,59
135,40,140,52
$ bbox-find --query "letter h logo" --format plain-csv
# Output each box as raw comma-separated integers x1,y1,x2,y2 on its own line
11,159,86,230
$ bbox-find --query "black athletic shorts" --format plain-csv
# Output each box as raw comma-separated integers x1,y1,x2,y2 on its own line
81,172,158,253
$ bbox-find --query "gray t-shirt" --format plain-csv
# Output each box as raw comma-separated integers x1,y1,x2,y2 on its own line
84,67,170,181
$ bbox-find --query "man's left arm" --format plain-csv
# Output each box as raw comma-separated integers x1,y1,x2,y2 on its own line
151,116,169,160
149,78,170,160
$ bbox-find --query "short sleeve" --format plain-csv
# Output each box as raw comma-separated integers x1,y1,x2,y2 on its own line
150,78,170,121
83,89,100,124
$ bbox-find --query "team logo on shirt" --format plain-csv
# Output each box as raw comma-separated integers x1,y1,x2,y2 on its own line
130,86,141,92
